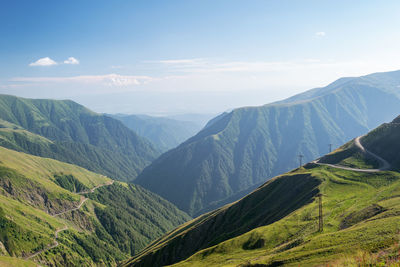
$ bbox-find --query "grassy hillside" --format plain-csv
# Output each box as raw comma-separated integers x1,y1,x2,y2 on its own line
0,256,36,267
124,117,400,267
362,116,400,170
110,114,202,152
0,95,160,181
135,70,400,216
171,167,400,267
0,147,190,266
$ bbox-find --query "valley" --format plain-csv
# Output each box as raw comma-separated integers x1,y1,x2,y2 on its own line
2,2,399,266
135,70,400,216
124,116,400,266
109,114,203,152
0,147,190,266
1,72,400,267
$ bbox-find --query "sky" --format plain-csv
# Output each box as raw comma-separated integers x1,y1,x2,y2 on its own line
1,0,400,115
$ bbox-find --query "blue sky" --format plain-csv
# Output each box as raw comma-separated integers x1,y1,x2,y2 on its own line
1,0,400,115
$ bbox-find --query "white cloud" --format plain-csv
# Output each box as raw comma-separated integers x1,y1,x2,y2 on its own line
146,59,340,74
63,57,79,65
315,31,326,37
29,57,58,67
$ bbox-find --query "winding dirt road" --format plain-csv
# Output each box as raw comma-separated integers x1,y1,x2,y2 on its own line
24,180,114,260
314,136,391,173
53,196,88,217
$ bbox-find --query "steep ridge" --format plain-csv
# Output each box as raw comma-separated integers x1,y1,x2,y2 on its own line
135,70,400,216
0,94,160,181
0,147,190,266
110,114,201,152
125,115,400,267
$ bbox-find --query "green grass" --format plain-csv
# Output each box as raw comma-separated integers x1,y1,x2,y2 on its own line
0,256,37,267
0,146,110,190
319,140,380,169
0,195,63,257
363,122,400,170
169,166,400,266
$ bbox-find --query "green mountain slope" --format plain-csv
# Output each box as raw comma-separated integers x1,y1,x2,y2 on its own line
0,94,160,181
110,114,201,152
362,115,400,170
0,147,190,266
135,70,400,216
124,116,400,267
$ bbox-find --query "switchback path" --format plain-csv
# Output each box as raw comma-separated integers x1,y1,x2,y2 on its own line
24,180,114,260
314,136,391,173
77,180,114,195
25,226,68,260
53,180,114,216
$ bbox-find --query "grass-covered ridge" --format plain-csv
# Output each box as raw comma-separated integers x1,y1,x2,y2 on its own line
125,116,400,267
362,116,400,170
170,166,400,266
0,147,190,266
0,94,160,182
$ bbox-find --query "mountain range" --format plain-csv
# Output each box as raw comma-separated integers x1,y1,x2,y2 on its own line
124,114,400,267
2,70,400,266
135,70,400,216
0,94,160,182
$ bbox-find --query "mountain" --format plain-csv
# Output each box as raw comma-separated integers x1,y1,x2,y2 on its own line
109,114,202,152
135,70,400,216
0,94,160,182
0,146,190,266
124,115,400,267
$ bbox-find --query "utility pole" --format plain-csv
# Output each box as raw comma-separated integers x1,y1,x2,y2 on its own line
298,154,304,168
328,143,332,153
317,193,323,232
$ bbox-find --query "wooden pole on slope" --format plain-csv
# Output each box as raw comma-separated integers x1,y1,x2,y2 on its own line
317,193,323,232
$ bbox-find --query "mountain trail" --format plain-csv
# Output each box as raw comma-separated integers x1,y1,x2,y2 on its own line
23,180,114,260
314,136,391,173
